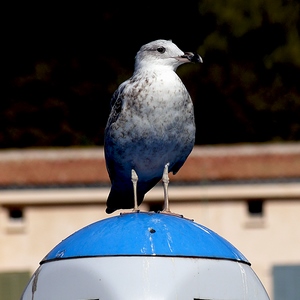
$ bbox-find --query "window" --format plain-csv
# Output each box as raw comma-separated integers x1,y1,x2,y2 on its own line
0,271,30,300
244,199,265,228
9,207,24,220
247,199,264,216
5,206,26,233
273,265,300,300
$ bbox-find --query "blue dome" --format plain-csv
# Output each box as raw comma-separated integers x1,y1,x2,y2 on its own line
42,212,249,264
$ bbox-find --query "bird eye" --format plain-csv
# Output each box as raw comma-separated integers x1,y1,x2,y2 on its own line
157,47,166,53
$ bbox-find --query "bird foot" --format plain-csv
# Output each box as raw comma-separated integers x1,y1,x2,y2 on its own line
158,210,194,221
120,209,140,216
160,210,183,217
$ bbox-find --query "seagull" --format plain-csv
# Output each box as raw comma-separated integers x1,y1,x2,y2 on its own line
104,39,202,214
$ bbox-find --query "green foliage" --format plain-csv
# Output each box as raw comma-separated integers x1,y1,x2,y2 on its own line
199,0,300,66
2,0,300,147
195,0,300,144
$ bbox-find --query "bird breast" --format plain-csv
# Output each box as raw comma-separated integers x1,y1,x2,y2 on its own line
114,72,193,137
106,70,195,177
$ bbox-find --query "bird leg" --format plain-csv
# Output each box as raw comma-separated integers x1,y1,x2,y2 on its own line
131,169,139,212
162,163,170,212
161,163,186,218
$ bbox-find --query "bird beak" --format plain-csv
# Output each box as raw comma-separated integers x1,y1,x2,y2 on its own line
177,52,203,63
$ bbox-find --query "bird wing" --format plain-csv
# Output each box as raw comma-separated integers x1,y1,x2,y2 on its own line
105,88,124,181
107,85,125,125
106,77,132,128
105,78,135,183
109,96,122,125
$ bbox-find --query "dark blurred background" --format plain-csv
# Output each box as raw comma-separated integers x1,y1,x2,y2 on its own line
2,1,300,148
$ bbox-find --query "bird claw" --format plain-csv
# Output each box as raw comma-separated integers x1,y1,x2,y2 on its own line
158,210,194,221
160,210,183,217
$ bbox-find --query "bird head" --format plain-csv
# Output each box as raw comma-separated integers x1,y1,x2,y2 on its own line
134,39,202,71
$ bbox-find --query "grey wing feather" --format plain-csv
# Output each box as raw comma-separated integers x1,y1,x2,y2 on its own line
110,80,127,108
105,83,128,182
106,88,124,128
109,97,122,125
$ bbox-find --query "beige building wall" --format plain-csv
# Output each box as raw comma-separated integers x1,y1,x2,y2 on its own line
1,185,300,299
1,144,300,299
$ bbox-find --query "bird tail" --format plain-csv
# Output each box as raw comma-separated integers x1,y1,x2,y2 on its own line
105,189,144,214
105,177,161,214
